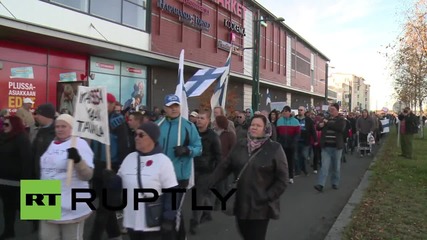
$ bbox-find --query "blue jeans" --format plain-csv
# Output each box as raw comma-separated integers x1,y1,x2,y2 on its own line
317,147,343,187
295,142,310,175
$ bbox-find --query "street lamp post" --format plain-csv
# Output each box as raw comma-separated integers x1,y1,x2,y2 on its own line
252,16,284,112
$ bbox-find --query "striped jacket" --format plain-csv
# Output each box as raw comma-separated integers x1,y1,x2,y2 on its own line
276,116,300,148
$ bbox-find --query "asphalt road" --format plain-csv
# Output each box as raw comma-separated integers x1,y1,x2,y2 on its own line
1,145,377,240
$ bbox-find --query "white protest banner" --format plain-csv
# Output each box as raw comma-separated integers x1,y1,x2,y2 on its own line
72,86,110,145
381,118,390,133
270,101,287,111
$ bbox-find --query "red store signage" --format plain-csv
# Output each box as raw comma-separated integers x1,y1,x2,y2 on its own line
127,67,142,74
96,62,115,70
209,0,245,19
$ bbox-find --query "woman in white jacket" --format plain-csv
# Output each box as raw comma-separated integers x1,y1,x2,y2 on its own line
39,114,94,240
104,121,178,240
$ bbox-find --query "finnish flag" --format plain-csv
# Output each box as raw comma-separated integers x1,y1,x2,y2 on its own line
184,66,228,97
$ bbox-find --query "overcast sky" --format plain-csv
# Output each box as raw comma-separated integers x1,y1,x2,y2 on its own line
256,0,415,109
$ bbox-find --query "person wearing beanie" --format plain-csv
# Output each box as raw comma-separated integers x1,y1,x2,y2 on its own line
38,114,94,240
103,122,178,240
29,103,57,233
314,103,346,192
32,103,57,179
90,92,131,240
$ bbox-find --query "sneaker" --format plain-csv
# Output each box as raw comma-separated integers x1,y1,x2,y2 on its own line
314,185,323,192
332,185,338,190
313,170,318,174
289,178,294,184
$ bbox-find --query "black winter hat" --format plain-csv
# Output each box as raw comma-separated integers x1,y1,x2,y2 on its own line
35,103,56,119
138,122,160,143
282,106,291,112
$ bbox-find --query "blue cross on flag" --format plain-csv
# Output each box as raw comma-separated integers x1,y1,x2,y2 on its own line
184,66,228,97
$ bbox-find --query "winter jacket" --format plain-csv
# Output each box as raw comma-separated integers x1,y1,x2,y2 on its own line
276,116,300,148
91,113,131,173
295,115,317,145
356,116,375,134
317,115,346,149
194,128,221,174
219,130,236,161
32,122,55,179
398,113,419,134
0,132,33,181
156,116,202,180
211,139,288,219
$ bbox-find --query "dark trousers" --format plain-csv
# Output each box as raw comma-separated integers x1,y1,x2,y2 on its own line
128,229,162,240
0,185,19,238
283,147,295,178
236,219,270,240
401,133,414,158
191,174,213,224
90,176,121,240
313,145,322,170
358,133,370,155
295,142,309,175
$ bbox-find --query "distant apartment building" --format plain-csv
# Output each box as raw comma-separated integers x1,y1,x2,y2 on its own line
329,73,370,112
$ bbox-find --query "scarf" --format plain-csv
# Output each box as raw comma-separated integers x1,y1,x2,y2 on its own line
247,120,272,154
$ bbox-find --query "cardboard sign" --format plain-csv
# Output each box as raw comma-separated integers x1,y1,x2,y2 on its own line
72,86,110,145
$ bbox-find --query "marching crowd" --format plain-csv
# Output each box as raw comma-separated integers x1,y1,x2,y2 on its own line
0,93,421,240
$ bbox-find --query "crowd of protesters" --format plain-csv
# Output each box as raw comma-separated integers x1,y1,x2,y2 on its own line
0,94,423,240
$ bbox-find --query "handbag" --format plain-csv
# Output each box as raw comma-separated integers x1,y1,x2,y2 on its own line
223,148,263,216
137,153,163,228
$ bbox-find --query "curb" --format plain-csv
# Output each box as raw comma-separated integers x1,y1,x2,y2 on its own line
323,141,385,240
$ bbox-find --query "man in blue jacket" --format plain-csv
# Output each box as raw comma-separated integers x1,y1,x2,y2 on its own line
156,94,202,238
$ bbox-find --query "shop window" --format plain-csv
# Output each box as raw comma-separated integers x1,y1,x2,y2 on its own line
89,57,147,110
123,0,147,30
51,0,89,12
47,0,149,32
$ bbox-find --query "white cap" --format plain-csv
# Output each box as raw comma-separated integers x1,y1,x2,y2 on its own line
23,98,34,104
190,111,198,117
56,114,74,128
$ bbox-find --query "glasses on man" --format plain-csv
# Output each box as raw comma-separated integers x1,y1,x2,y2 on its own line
3,122,10,127
136,132,146,138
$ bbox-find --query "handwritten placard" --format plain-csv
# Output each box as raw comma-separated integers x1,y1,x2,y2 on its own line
72,86,110,145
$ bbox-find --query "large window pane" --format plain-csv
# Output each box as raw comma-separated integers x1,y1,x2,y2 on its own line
90,0,121,23
51,0,88,12
123,1,146,30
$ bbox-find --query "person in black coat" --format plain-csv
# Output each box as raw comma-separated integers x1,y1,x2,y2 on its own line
32,103,57,179
398,107,419,159
190,111,222,234
0,116,32,239
210,115,288,240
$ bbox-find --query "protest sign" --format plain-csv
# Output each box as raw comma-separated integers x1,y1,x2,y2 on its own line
72,86,110,145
